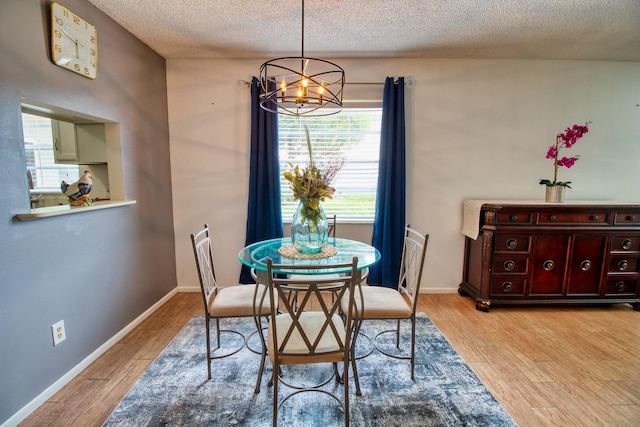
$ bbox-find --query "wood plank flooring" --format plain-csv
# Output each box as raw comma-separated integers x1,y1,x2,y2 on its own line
424,295,640,426
19,292,640,426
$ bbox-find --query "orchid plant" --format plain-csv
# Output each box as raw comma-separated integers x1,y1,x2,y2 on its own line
539,122,591,188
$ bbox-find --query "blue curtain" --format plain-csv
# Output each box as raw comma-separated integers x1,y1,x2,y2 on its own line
239,77,283,283
369,77,406,288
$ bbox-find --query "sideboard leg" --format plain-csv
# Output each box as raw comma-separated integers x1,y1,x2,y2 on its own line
476,299,491,312
631,302,640,311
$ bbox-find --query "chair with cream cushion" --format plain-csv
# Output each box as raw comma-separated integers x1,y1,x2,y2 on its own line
190,224,275,380
343,224,428,385
260,257,363,427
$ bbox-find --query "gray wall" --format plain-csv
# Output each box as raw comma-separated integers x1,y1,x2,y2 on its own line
0,0,175,423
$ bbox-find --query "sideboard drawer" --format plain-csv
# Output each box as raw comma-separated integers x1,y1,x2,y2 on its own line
491,256,528,274
611,236,640,252
537,212,609,225
490,277,526,296
607,257,640,273
493,235,531,252
604,279,639,296
614,212,640,225
496,211,533,225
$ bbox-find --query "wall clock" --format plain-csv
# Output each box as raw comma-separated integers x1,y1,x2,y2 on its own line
50,2,98,79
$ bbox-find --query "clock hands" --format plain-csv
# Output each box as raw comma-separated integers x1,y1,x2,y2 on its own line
61,29,75,42
61,30,84,58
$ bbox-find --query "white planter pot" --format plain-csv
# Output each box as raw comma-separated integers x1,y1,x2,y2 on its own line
545,185,565,203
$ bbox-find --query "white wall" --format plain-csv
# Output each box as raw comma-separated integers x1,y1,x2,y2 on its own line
167,58,640,293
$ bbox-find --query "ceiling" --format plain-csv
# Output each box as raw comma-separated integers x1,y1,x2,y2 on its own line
87,0,640,61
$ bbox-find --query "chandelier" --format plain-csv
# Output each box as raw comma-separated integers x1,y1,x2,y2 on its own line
259,0,345,117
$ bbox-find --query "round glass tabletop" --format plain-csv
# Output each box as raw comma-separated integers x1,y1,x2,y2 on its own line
238,237,380,275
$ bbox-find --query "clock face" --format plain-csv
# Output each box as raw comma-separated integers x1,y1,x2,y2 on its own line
51,2,98,79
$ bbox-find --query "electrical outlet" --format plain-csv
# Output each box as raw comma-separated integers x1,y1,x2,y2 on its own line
51,320,66,346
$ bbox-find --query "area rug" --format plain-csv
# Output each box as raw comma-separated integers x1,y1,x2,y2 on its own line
103,314,518,427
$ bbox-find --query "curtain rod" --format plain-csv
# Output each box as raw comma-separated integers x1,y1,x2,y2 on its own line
239,79,413,87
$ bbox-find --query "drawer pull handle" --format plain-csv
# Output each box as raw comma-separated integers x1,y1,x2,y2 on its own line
615,281,626,292
590,215,599,221
549,215,556,221
504,261,515,271
618,260,629,271
580,260,592,271
543,260,554,271
506,239,517,249
629,215,636,221
510,215,518,221
622,239,633,250
502,282,513,292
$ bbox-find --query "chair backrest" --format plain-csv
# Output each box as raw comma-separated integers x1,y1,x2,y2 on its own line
190,224,218,311
397,225,429,314
263,257,362,360
327,214,337,238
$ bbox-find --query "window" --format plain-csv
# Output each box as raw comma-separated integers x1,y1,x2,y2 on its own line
279,108,381,221
22,113,79,191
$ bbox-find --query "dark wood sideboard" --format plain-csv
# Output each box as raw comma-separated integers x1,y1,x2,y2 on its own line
459,201,640,312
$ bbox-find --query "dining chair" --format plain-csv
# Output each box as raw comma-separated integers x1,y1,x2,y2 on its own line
343,224,428,383
190,224,275,380
260,257,363,427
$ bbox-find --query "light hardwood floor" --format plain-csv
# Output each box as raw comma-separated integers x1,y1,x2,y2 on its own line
20,292,640,426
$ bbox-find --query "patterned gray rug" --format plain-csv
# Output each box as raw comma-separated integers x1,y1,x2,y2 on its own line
103,314,517,426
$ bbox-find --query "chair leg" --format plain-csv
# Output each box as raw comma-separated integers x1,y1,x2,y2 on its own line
343,356,350,427
350,348,361,396
254,315,267,394
395,319,401,349
410,316,416,380
205,316,212,380
333,362,341,383
350,321,363,396
272,361,279,427
215,318,221,349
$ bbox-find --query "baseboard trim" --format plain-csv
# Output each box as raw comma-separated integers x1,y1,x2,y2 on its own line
2,288,178,427
177,285,459,294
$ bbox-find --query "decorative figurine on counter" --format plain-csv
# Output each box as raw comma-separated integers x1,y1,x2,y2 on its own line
61,170,93,206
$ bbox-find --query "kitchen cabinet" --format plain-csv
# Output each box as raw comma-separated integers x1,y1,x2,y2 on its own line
459,200,640,312
51,119,77,161
52,120,106,164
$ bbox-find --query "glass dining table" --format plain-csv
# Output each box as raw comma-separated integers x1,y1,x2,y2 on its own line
238,237,380,275
239,237,380,396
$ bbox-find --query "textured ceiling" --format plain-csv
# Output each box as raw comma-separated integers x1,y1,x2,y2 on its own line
87,0,640,61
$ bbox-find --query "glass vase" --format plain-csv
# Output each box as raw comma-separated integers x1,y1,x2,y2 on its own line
291,200,328,254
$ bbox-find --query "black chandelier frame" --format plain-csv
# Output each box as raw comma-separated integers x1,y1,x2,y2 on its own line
259,0,345,117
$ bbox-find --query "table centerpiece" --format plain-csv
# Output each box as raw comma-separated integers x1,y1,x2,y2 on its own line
283,126,343,254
